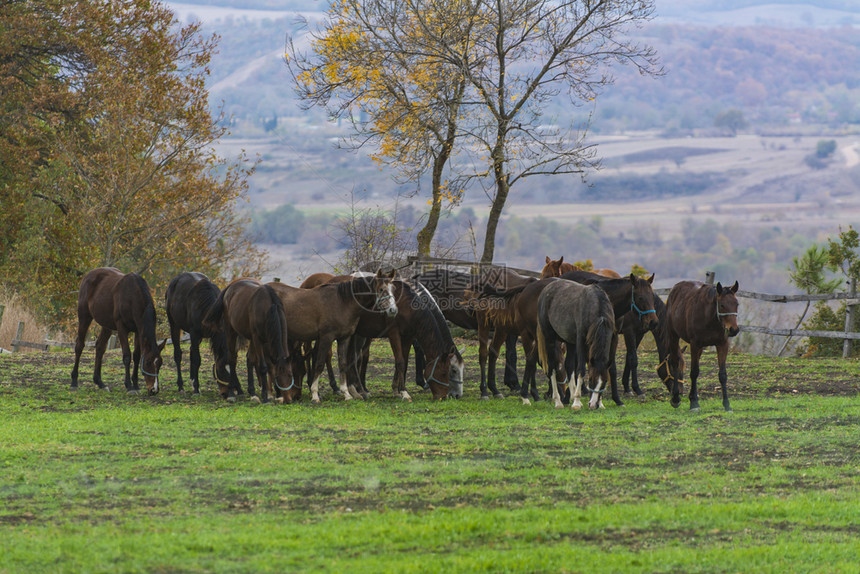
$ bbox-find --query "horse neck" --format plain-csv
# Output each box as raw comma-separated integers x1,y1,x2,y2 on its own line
601,279,631,317
137,303,160,357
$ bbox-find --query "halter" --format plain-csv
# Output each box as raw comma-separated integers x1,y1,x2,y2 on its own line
275,377,297,392
425,354,463,389
141,366,158,378
656,355,673,384
374,288,395,311
212,364,232,387
716,297,738,319
586,383,605,395
631,288,656,319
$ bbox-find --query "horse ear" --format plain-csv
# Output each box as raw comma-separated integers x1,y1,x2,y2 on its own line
375,268,383,277
629,273,637,284
716,282,723,294
648,273,655,284
558,256,563,264
731,280,739,293
158,339,167,353
545,256,551,264
388,269,396,279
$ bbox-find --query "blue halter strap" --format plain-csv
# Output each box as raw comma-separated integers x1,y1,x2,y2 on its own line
631,288,657,319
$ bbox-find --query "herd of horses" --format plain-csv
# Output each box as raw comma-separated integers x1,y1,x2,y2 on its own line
69,257,740,412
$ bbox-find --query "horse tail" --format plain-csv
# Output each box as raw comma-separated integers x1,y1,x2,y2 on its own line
202,287,227,333
586,315,613,373
536,321,550,376
263,285,289,363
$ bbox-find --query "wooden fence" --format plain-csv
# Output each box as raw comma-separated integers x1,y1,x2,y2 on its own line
400,256,860,357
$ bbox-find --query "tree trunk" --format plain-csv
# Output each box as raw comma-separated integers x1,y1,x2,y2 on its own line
481,141,509,264
416,190,441,256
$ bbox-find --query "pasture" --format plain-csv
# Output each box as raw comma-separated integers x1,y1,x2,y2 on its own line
1,341,858,573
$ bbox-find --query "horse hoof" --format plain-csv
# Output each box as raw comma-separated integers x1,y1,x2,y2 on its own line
554,400,564,409
126,389,138,395
250,396,261,404
522,398,531,406
226,396,236,403
494,393,505,399
312,398,321,404
480,395,491,401
670,400,681,409
690,406,700,412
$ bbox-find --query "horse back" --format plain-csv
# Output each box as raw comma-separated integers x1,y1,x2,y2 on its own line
666,281,724,346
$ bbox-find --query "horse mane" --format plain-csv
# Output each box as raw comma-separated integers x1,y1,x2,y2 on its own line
128,273,158,346
406,282,452,355
335,277,371,302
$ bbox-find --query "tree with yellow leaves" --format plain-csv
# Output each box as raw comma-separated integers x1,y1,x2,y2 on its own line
286,0,481,256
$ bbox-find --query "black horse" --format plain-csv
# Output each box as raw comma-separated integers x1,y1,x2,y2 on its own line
165,272,231,394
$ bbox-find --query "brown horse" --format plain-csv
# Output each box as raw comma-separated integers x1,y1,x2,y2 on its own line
470,278,567,403
71,267,166,394
269,271,398,403
203,278,295,404
541,256,621,279
665,280,739,412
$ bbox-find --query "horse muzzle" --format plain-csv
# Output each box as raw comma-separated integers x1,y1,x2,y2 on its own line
727,325,740,338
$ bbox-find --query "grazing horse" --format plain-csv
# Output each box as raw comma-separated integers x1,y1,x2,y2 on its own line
348,280,465,401
665,280,739,412
536,280,616,410
203,279,295,404
71,268,166,394
414,268,521,392
165,272,230,394
541,256,621,279
268,271,398,403
559,270,659,406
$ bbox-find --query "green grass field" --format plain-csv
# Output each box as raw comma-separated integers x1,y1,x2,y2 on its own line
1,342,858,573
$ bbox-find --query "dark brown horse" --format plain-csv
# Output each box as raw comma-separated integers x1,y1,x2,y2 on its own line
71,267,166,394
414,267,521,392
165,272,229,394
347,280,465,401
559,269,659,406
269,271,398,403
541,256,621,279
536,279,616,410
665,280,739,412
203,278,295,404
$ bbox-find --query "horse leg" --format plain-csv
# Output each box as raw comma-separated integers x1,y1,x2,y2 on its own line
521,333,540,402
225,331,242,400
326,345,337,394
245,349,256,397
359,336,371,398
478,322,490,399
389,335,410,401
131,333,142,391
413,342,428,390
544,332,564,409
71,313,93,389
571,336,587,410
716,342,732,412
91,327,113,391
170,321,184,392
189,334,202,394
621,328,636,395
667,332,684,408
503,332,520,392
688,346,703,411
335,337,362,401
113,328,134,392
487,329,506,399
609,333,623,407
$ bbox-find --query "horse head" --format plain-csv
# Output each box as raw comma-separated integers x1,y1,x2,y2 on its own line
716,281,740,337
141,339,167,395
424,349,464,400
370,269,398,317
630,273,659,331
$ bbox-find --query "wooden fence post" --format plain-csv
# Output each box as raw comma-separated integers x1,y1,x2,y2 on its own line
843,277,856,359
705,271,715,285
12,322,24,353
0,304,5,333
108,334,118,351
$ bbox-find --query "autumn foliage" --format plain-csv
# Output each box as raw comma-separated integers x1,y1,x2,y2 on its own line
0,0,265,333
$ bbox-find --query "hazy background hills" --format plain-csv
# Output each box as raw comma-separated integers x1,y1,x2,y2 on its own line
164,1,860,299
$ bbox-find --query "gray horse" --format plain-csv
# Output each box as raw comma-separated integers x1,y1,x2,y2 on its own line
536,280,616,410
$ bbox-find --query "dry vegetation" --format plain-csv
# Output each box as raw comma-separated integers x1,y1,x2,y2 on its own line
0,291,51,352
